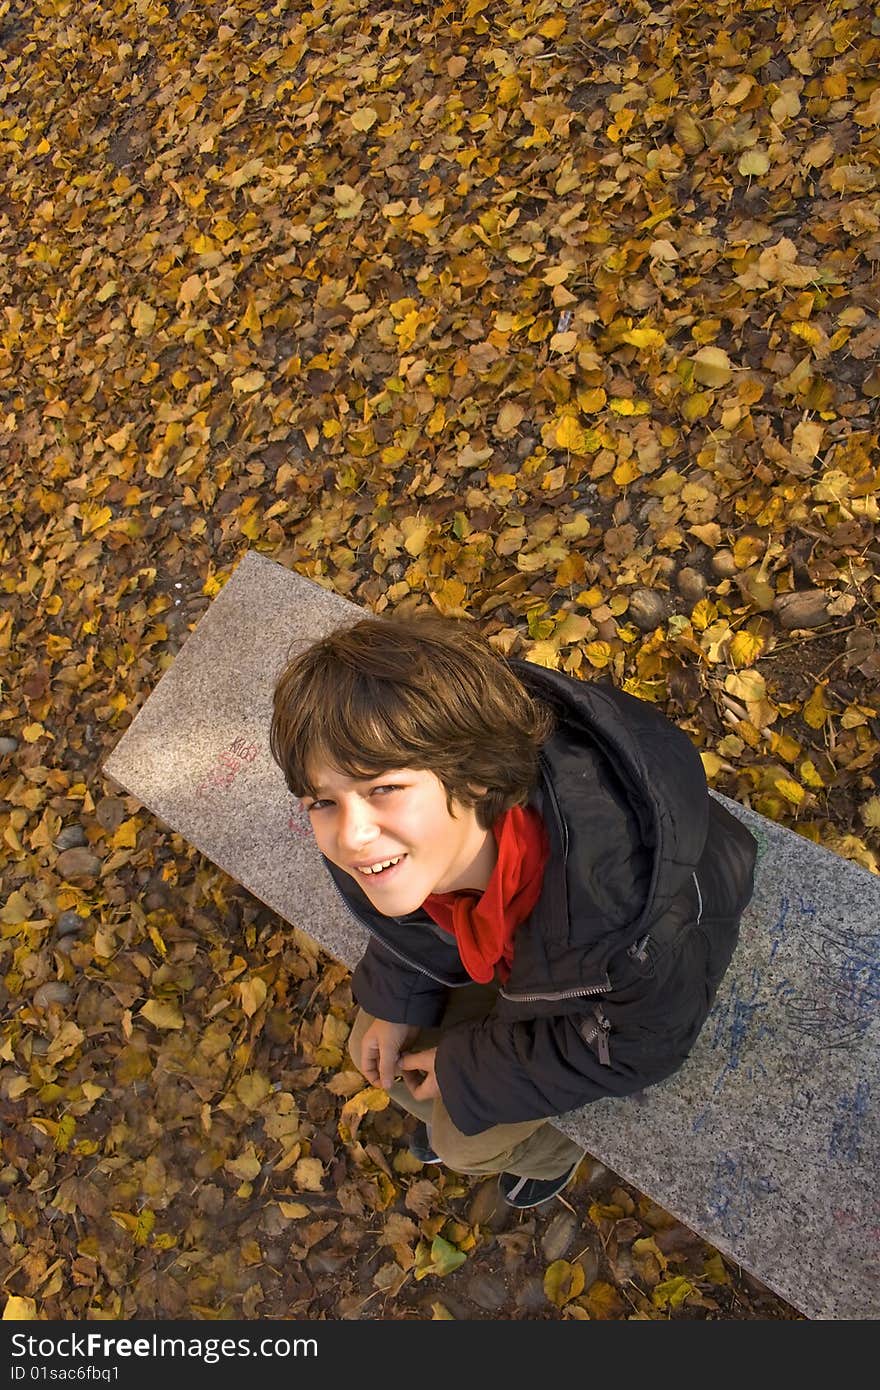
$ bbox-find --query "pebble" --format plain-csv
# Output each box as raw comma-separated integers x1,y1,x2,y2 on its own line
574,1246,601,1288
95,797,126,832
774,589,830,630
0,738,17,756
541,1209,578,1262
467,1178,512,1232
465,1271,509,1312
581,1158,611,1189
56,911,88,937
54,848,101,879
676,566,708,605
711,549,737,578
54,826,87,852
627,588,670,632
514,1275,548,1312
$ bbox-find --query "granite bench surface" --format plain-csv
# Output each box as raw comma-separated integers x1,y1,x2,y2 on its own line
103,550,880,1321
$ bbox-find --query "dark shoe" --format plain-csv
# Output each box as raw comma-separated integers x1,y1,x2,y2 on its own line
407,1121,441,1164
498,1154,584,1209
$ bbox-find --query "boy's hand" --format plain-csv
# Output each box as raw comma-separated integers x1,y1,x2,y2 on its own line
399,1046,440,1102
359,1019,419,1091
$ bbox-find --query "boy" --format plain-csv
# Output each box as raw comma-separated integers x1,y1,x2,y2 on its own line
270,612,757,1209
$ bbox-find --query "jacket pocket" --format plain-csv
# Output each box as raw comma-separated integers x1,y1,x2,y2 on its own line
696,914,740,1001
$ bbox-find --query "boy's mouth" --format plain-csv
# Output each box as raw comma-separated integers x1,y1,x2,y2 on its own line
354,853,407,881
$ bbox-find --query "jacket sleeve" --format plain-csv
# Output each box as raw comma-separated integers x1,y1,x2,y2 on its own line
351,936,450,1028
434,1011,646,1136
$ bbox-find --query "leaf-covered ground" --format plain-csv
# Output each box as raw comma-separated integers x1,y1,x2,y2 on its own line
1,0,878,1320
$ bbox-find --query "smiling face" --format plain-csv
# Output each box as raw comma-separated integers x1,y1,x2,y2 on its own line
300,763,498,916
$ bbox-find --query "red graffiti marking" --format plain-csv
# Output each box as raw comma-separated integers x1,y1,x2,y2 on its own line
194,736,259,797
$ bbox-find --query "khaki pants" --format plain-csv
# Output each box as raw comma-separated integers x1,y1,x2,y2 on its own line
348,983,584,1180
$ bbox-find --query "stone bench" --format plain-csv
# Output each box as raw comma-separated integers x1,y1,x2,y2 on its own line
103,550,880,1321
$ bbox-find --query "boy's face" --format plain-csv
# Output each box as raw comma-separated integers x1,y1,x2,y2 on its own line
300,762,495,916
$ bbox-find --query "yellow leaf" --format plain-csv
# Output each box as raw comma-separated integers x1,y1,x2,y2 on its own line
775,776,805,805
724,669,766,703
496,402,524,433
414,1235,467,1279
225,1149,262,1182
691,599,719,631
653,1275,696,1309
692,346,733,387
235,1072,271,1109
105,426,130,451
622,328,665,349
584,641,613,668
55,1114,76,1152
350,107,377,130
768,732,801,764
803,682,830,728
522,640,561,670
334,183,365,219
544,1259,585,1307
800,760,825,789
239,975,267,1017
3,1295,38,1320
109,818,139,850
674,111,704,153
578,387,607,412
700,751,726,779
231,370,265,396
738,149,770,176
860,795,880,829
612,457,640,487
582,1281,625,1319
277,1201,310,1219
790,321,823,347
497,74,521,106
729,630,765,666
0,890,34,925
139,999,184,1031
791,420,824,465
293,1157,325,1193
402,521,431,557
682,391,711,421
703,1252,729,1284
556,415,586,452
131,301,156,337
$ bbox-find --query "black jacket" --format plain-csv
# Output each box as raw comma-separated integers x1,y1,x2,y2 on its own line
326,661,757,1136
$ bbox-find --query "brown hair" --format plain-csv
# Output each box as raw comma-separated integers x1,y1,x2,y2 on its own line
270,613,556,830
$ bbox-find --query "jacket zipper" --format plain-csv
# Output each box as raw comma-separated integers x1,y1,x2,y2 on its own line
499,977,611,1003
540,759,569,861
325,868,459,986
580,1003,612,1065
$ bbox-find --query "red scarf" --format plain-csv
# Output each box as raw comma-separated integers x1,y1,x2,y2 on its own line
422,803,549,984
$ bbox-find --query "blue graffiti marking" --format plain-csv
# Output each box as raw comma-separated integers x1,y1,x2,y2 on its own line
829,1080,870,1165
705,1152,778,1242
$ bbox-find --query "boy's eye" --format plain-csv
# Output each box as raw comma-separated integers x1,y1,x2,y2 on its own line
306,784,402,813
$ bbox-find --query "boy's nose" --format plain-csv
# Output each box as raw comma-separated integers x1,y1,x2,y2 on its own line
337,803,380,853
